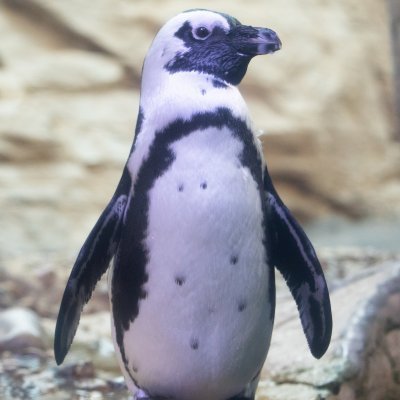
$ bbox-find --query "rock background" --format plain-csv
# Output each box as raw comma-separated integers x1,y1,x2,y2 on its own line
0,0,399,258
1,1,400,399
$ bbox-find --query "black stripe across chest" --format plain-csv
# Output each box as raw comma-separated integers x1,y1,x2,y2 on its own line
111,107,264,362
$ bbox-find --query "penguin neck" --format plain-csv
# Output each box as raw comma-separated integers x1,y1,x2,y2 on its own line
128,70,253,180
139,70,250,130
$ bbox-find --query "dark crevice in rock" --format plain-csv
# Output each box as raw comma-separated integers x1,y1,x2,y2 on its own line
2,0,113,54
268,171,367,220
1,0,140,90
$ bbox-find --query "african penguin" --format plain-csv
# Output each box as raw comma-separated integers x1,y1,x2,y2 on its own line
55,9,332,400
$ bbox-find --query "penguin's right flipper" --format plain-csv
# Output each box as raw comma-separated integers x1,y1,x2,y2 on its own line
54,170,130,365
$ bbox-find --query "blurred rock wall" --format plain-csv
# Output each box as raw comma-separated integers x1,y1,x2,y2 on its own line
0,0,399,258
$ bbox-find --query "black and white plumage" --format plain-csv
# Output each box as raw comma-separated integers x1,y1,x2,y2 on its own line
54,9,332,400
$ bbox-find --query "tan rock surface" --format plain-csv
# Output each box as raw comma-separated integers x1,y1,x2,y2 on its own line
1,2,399,396
0,0,398,257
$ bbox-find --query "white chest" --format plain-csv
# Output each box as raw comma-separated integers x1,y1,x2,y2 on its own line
113,126,273,400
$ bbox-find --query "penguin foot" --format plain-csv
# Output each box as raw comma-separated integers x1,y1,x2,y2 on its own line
134,389,151,399
134,389,168,400
228,396,255,400
133,390,254,400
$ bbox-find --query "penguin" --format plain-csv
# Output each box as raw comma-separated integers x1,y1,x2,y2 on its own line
54,9,332,400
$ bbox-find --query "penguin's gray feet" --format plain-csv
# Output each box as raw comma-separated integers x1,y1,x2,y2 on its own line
228,397,255,400
133,390,254,400
134,391,253,400
134,389,169,400
134,389,151,399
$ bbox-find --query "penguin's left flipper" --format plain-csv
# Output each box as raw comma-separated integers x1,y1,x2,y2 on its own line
54,188,128,365
264,168,332,358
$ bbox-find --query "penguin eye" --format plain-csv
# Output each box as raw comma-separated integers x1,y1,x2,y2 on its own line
193,26,211,40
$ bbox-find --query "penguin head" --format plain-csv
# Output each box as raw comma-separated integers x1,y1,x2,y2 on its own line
142,9,281,88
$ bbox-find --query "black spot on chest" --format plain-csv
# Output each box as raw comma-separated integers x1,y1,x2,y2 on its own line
230,255,239,265
238,300,247,312
175,275,186,286
200,181,207,190
190,337,199,350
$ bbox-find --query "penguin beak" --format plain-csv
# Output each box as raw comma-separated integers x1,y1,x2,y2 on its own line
231,25,282,56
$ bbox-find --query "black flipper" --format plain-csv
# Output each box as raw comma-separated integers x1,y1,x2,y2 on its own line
54,168,131,365
263,167,332,358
